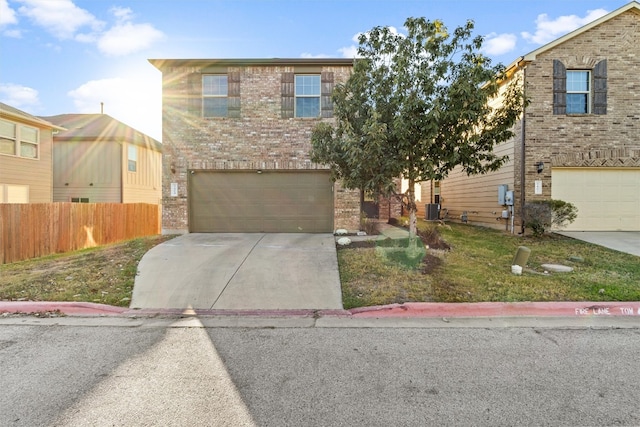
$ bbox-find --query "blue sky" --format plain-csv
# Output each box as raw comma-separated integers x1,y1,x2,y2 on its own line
0,0,630,141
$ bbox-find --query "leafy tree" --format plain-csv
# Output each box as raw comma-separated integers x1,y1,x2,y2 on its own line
311,17,527,241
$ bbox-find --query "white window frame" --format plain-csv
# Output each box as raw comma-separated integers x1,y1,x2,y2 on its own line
0,183,30,203
128,144,137,172
0,119,39,159
566,70,591,114
294,74,321,118
202,74,228,118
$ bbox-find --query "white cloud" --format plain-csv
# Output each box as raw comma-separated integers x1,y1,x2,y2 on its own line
98,21,164,56
0,83,40,108
521,8,609,45
13,0,164,56
0,0,17,26
337,31,368,59
68,73,162,141
300,53,331,58
16,0,103,40
338,45,359,59
483,33,517,56
111,6,134,22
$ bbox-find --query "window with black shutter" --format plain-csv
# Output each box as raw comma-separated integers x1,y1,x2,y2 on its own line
281,72,295,118
553,60,567,115
282,71,335,118
592,60,607,115
553,59,607,115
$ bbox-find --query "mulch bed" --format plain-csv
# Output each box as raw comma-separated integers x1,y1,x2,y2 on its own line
336,225,451,275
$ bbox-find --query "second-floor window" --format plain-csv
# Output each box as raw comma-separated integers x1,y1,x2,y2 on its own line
0,119,39,159
566,71,590,114
203,75,228,117
128,145,137,172
553,59,606,115
295,75,320,118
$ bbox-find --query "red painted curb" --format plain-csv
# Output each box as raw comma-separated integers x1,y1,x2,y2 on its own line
2,301,640,319
0,302,127,316
349,302,640,318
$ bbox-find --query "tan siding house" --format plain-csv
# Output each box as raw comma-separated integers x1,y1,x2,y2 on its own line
0,102,60,203
438,2,640,232
42,114,162,205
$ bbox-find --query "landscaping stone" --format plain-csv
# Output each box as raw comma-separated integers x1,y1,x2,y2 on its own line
337,237,352,246
541,263,574,273
335,229,348,235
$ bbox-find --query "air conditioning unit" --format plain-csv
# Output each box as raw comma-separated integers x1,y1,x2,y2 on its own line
425,204,439,221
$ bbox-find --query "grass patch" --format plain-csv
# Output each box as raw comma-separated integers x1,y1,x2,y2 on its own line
338,220,640,309
0,235,177,307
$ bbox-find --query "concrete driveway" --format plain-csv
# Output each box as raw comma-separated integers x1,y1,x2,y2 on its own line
130,233,343,310
555,231,640,257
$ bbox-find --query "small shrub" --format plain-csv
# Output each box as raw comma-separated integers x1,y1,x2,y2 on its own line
524,199,578,236
360,215,379,235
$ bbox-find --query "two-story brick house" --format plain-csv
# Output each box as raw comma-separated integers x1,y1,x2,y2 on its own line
150,58,361,234
430,1,640,232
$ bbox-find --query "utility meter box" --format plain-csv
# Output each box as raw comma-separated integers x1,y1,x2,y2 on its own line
505,190,514,206
498,185,508,205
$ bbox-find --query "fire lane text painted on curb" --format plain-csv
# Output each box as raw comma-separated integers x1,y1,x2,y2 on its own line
574,307,640,316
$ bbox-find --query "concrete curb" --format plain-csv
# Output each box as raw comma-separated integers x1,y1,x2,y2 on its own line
349,301,640,318
0,301,127,316
2,301,640,319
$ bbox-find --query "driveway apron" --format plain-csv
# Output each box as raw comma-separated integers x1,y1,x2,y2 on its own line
556,231,640,257
130,233,343,310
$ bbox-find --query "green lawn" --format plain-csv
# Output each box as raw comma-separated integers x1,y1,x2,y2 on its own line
338,220,640,309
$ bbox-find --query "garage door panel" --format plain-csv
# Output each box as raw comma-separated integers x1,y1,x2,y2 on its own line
552,168,640,231
189,171,333,233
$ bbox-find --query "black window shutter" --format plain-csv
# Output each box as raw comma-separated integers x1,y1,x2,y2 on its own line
321,72,334,118
593,59,607,115
228,71,241,118
187,73,202,117
553,60,566,115
281,72,295,118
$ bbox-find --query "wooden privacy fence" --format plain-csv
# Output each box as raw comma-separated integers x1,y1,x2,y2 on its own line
0,203,160,264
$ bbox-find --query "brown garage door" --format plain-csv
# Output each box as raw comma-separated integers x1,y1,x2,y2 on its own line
189,170,334,233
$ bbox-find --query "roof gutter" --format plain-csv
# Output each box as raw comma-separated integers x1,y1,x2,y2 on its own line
0,110,66,131
148,57,355,71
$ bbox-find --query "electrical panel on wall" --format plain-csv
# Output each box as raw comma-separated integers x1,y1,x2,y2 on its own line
505,190,514,206
498,185,508,205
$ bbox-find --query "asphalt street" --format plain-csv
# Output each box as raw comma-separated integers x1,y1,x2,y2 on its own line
1,316,639,426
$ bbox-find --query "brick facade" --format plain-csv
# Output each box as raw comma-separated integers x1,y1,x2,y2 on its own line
151,59,360,233
522,8,640,204
439,4,640,232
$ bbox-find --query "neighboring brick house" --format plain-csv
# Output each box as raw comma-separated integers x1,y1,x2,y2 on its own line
149,58,361,234
431,1,640,232
0,102,62,203
42,114,162,205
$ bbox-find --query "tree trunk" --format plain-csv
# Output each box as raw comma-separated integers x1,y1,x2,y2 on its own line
407,178,418,251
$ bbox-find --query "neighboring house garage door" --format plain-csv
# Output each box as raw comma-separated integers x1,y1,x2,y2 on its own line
551,168,640,231
188,170,334,233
